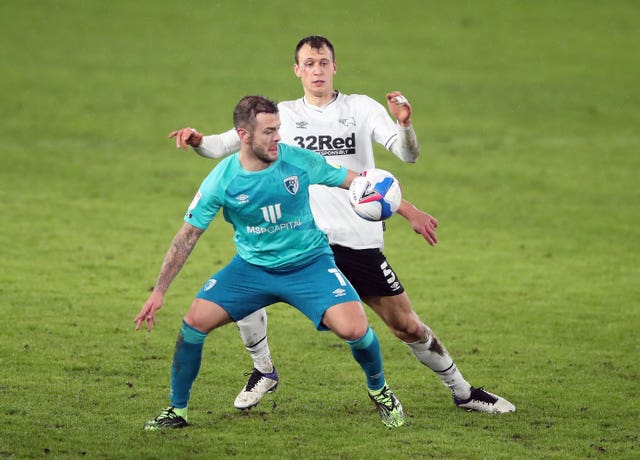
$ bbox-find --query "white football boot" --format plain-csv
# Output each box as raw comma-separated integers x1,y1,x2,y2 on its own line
454,386,516,413
234,367,279,410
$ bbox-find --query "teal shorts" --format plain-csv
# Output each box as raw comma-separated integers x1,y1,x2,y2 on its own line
196,254,360,330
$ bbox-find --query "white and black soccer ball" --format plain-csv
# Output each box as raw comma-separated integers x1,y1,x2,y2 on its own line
348,168,402,221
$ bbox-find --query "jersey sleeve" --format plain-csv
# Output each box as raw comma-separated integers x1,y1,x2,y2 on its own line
362,95,420,162
183,161,229,229
365,96,400,151
194,128,241,159
281,144,348,186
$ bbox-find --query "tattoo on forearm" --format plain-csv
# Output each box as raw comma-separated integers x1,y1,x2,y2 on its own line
155,225,204,293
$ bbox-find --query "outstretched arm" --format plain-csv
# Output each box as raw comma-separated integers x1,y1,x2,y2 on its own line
133,223,204,332
168,127,241,159
397,199,439,246
341,168,437,245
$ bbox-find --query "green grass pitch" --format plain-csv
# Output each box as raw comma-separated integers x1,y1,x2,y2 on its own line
1,1,638,458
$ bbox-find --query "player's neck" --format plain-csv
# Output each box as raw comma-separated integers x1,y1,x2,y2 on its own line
239,150,274,172
304,89,338,108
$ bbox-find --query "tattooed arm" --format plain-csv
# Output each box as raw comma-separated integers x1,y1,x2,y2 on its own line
134,223,204,331
153,223,204,294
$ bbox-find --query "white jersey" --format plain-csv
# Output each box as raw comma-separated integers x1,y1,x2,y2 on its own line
279,93,402,249
197,91,419,249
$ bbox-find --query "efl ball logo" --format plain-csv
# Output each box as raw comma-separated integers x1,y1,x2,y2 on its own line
348,169,402,221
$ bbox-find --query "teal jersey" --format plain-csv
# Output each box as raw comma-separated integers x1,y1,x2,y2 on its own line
185,143,348,269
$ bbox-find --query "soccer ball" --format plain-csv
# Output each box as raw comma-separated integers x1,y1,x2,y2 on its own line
348,168,402,221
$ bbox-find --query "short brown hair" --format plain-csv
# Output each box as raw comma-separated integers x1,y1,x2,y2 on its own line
233,95,279,132
294,35,335,64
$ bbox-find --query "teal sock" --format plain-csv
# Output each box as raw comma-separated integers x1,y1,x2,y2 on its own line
346,327,385,391
368,383,388,396
170,321,207,409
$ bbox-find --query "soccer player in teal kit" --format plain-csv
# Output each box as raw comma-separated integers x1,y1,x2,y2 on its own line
134,95,405,429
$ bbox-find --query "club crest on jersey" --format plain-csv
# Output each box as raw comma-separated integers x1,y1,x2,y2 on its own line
339,117,356,127
283,176,299,195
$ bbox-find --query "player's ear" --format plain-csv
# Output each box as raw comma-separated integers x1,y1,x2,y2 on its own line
293,63,303,77
237,127,251,144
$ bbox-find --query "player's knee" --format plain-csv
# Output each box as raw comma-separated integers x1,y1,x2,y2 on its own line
405,321,428,341
324,302,369,340
345,323,369,341
390,319,428,342
332,320,368,341
184,298,231,332
183,313,206,332
345,326,377,349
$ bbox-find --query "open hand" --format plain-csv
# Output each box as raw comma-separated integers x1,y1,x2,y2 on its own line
134,291,164,332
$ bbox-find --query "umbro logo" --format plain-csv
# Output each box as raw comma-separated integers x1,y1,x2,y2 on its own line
296,121,308,129
332,288,347,297
339,117,356,127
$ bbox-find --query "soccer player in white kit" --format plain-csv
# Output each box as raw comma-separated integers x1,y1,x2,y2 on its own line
170,36,515,414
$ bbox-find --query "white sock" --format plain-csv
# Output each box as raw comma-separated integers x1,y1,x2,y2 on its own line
407,327,471,400
236,309,273,374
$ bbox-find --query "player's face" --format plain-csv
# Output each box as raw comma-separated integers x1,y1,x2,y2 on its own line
248,113,281,165
294,44,336,97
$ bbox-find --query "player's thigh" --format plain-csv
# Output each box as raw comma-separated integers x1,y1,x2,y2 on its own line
364,292,419,325
322,301,369,341
280,254,360,330
331,245,405,297
364,292,425,340
195,255,279,322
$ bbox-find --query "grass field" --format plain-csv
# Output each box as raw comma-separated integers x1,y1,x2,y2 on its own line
1,0,638,458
